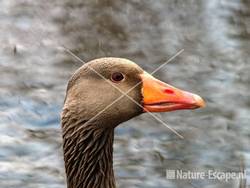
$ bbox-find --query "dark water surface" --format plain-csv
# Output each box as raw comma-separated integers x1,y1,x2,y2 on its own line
0,0,250,188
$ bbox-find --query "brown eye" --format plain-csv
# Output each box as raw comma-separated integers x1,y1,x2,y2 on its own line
111,72,124,82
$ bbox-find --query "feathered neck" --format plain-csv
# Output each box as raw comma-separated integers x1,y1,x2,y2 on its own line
61,108,116,188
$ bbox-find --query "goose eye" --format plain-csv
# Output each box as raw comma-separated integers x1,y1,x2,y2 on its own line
111,72,124,82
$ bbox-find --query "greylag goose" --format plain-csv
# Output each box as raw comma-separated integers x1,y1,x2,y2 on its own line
61,57,205,188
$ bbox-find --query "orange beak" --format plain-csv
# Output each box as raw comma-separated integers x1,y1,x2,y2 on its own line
140,72,205,112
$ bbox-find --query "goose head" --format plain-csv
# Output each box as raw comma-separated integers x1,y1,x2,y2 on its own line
61,57,205,188
63,57,204,127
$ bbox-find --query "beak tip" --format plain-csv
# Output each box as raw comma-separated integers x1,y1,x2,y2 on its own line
193,94,206,108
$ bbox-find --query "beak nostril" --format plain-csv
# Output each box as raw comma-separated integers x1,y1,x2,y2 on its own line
164,89,174,94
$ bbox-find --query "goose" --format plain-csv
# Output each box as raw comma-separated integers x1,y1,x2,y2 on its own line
61,57,205,188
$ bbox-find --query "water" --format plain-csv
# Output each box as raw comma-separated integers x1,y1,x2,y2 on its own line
0,0,250,187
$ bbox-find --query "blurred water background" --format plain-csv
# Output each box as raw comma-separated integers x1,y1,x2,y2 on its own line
0,0,250,188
